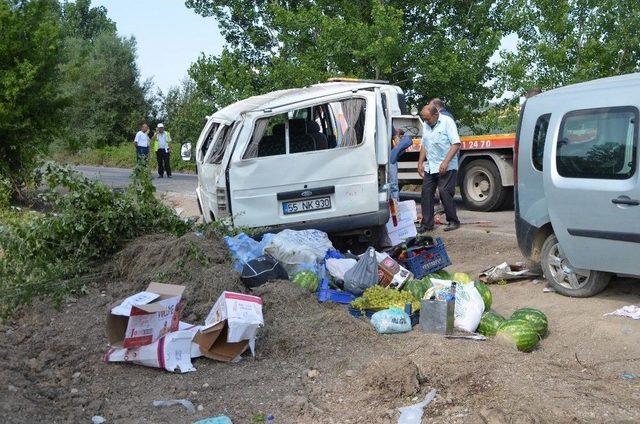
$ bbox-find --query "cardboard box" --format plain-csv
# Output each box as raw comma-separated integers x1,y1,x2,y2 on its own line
384,222,418,246
107,282,185,348
195,291,263,362
386,200,418,233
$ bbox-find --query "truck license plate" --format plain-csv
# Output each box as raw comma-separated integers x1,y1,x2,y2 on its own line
282,196,331,215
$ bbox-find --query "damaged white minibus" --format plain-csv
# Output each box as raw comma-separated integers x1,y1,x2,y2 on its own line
184,80,421,237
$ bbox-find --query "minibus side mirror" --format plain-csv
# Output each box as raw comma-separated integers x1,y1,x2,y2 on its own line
180,142,193,161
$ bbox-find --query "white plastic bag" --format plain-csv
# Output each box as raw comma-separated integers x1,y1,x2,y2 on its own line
264,229,333,275
370,308,412,334
326,258,357,280
426,279,485,332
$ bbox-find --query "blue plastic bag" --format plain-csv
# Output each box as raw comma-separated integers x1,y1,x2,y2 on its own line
370,308,412,334
224,233,274,273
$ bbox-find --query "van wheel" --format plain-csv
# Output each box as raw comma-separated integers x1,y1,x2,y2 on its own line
540,234,610,297
460,159,506,212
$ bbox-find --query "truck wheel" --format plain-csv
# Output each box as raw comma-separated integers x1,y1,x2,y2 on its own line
540,234,610,297
460,159,506,211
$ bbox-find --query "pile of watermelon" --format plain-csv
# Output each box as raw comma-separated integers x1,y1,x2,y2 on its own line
477,307,548,352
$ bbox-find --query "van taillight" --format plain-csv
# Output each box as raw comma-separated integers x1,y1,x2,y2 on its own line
513,102,526,186
378,165,387,189
216,187,227,212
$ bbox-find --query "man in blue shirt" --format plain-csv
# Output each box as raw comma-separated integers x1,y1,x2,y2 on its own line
418,104,461,232
389,127,413,200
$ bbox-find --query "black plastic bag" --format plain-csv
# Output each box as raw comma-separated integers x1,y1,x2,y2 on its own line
241,254,289,289
343,247,378,295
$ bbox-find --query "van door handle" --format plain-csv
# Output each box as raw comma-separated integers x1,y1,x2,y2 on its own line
612,196,640,206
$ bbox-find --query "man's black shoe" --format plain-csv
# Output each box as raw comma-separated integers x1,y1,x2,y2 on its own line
444,222,460,232
167,175,172,178
418,224,434,233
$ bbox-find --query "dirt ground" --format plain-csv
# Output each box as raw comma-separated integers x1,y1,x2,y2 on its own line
1,221,640,423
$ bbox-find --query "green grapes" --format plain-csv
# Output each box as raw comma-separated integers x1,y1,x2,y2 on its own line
351,285,420,312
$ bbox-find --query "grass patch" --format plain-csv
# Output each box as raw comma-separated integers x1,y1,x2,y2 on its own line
51,142,196,173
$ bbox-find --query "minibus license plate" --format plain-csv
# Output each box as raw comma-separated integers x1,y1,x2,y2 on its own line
282,197,331,215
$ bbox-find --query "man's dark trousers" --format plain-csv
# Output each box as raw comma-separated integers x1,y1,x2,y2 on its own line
156,149,171,177
421,170,459,228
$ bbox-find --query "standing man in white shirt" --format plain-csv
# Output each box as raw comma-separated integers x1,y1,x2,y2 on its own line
133,123,150,162
152,123,172,178
417,104,461,232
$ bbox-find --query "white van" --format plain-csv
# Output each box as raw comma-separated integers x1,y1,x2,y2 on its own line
516,73,640,296
188,81,419,237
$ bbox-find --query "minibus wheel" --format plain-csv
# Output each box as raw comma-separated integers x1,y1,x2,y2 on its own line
540,234,610,297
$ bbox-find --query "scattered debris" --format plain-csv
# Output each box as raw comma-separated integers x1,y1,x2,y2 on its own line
307,369,319,379
604,305,640,320
91,416,106,424
397,388,437,424
152,399,196,413
7,384,17,392
193,416,233,424
622,373,639,380
444,334,487,341
479,262,539,283
543,287,556,293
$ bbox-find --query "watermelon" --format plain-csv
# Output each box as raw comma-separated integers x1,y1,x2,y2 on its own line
402,278,433,301
476,311,505,336
474,281,492,310
496,319,540,352
292,271,319,293
511,308,548,337
452,272,473,284
429,270,451,280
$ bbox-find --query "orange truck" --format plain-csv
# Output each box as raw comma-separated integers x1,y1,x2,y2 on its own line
398,133,516,211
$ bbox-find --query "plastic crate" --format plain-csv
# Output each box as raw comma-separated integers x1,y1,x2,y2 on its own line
398,237,451,279
316,278,356,304
348,305,419,327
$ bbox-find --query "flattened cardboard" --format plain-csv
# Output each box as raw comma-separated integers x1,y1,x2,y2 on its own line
194,321,249,362
106,282,185,348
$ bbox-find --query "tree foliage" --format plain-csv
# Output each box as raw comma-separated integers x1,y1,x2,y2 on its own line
496,0,640,95
58,0,150,150
0,0,63,188
185,0,506,123
164,78,210,144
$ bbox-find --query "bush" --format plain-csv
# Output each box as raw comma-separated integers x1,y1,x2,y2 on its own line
0,162,193,316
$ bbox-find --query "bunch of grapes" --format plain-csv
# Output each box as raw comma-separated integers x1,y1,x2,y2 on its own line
351,285,419,312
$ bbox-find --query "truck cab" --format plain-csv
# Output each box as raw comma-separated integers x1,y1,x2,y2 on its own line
516,73,640,296
191,81,411,237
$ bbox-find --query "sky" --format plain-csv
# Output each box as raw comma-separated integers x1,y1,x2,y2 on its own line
92,0,224,94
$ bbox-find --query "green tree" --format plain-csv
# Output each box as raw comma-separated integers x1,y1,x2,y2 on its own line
186,0,507,123
164,78,210,144
60,0,115,41
57,0,151,150
0,0,63,192
58,31,150,149
496,0,640,95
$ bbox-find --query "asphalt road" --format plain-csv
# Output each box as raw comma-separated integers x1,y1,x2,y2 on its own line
75,165,515,235
75,165,197,195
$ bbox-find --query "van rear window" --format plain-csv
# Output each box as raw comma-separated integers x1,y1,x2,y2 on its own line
557,107,637,179
243,98,366,159
531,114,551,171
